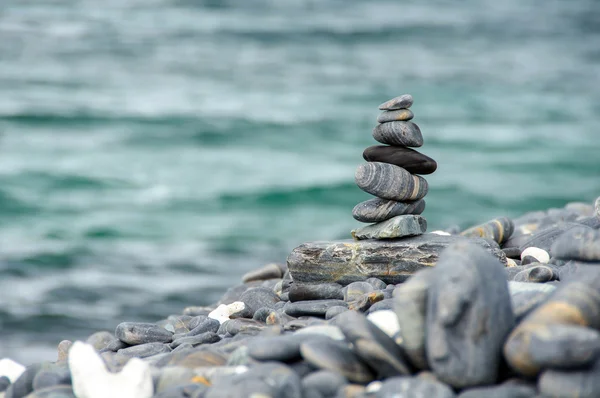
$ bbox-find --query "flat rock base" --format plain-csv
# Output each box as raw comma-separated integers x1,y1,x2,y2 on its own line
287,234,507,285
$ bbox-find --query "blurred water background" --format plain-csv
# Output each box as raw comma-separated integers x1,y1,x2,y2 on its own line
1,0,600,364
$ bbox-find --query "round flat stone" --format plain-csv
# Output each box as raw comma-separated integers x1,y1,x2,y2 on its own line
355,162,428,202
363,145,437,175
372,121,423,147
378,94,414,110
300,339,374,383
351,214,427,240
377,109,414,123
353,197,425,223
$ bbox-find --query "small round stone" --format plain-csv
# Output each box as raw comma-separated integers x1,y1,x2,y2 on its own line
520,247,550,264
363,145,437,175
355,162,428,202
378,94,414,110
377,109,414,123
372,121,423,147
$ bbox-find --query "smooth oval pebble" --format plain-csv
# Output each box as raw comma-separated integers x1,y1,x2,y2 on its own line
300,339,374,383
325,306,349,320
377,109,414,123
458,384,536,398
241,263,283,283
352,197,425,223
115,322,173,345
551,227,600,261
372,121,423,147
460,217,514,245
117,342,171,358
288,283,343,302
301,370,348,397
521,247,550,264
538,359,600,398
375,376,456,398
284,299,348,317
170,332,221,348
513,265,556,283
378,94,414,110
344,282,375,302
355,162,428,201
363,145,437,175
351,214,427,240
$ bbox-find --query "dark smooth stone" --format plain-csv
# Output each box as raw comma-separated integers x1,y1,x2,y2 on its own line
366,298,395,314
378,94,413,110
510,288,554,323
427,241,515,388
247,334,328,363
355,162,428,201
505,266,525,281
363,145,436,175
577,216,600,229
377,109,414,123
460,217,514,245
24,385,76,398
336,310,412,378
353,197,425,224
375,376,456,398
174,318,220,339
242,263,283,283
344,282,375,302
551,227,600,261
32,367,71,391
539,358,600,398
287,234,507,285
520,255,537,265
117,342,171,358
458,384,536,398
513,265,557,283
302,370,348,397
284,300,348,317
351,214,427,240
163,315,194,334
300,339,374,384
518,222,593,254
325,306,350,320
503,246,522,258
394,268,435,370
504,272,600,376
218,319,266,336
115,322,173,345
288,283,344,302
252,307,276,323
4,363,42,398
365,278,387,290
372,121,423,147
559,260,600,282
170,332,221,348
237,287,280,318
102,338,129,352
206,362,302,398
0,376,10,393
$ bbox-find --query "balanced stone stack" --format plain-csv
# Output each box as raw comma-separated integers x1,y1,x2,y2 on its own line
352,94,437,240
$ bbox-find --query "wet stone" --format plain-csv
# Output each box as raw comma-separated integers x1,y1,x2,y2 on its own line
115,322,173,345
378,94,413,110
248,334,331,363
505,266,525,281
427,241,515,388
302,370,348,397
377,108,414,123
300,339,374,384
117,342,171,358
394,268,435,370
363,145,437,175
241,262,283,283
375,376,456,398
348,291,384,312
538,358,600,398
460,217,514,245
351,214,427,240
356,162,428,202
288,283,344,302
504,272,600,377
170,332,221,349
551,227,600,261
252,307,276,323
284,300,348,317
336,310,412,378
325,306,349,320
287,234,507,285
352,197,425,224
513,265,557,283
344,282,375,302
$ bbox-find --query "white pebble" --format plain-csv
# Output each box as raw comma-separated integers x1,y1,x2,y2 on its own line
0,358,26,383
430,230,451,236
366,380,383,393
294,325,345,340
69,341,153,398
506,258,518,268
521,247,549,264
208,302,246,324
367,310,400,338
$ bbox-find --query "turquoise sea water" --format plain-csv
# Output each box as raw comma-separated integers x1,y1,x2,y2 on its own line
1,0,600,363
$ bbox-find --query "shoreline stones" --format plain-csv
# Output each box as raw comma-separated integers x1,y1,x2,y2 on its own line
352,94,437,240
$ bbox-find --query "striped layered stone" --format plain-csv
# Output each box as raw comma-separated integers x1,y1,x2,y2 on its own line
352,198,425,223
355,162,428,202
378,94,413,110
377,109,414,123
372,122,423,147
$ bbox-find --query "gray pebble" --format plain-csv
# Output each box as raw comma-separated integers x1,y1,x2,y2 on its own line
460,217,514,245
288,283,344,302
115,322,173,345
22,385,76,398
519,222,592,254
344,282,375,302
355,162,428,202
551,227,600,261
378,94,413,110
353,197,425,224
457,384,536,398
117,342,171,358
32,367,71,391
284,300,348,317
4,363,42,398
351,215,427,240
174,317,220,339
241,263,283,283
218,319,265,336
377,109,414,123
539,358,600,398
325,306,350,320
170,332,221,349
513,265,557,283
375,376,456,398
0,376,10,393
302,370,348,397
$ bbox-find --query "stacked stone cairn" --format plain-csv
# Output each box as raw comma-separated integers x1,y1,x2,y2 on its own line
351,94,437,240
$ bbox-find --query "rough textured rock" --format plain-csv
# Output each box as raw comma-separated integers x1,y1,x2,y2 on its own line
352,197,425,223
377,109,414,123
378,94,413,110
287,234,507,285
355,162,428,202
426,241,515,388
372,121,423,147
351,215,427,240
363,145,437,175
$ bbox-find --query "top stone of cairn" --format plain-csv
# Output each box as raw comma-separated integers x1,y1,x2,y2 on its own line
378,94,413,111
